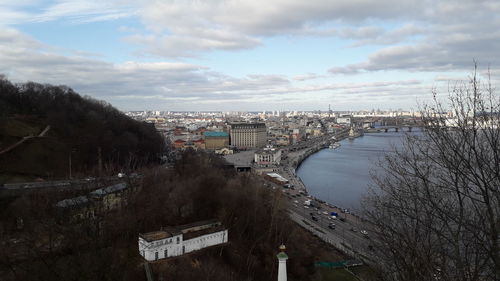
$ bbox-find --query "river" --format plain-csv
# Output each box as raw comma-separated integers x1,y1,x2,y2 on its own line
296,130,417,212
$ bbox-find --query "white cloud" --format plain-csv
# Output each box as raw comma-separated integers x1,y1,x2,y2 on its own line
293,73,323,81
2,1,500,110
0,27,432,110
0,0,136,25
129,0,424,56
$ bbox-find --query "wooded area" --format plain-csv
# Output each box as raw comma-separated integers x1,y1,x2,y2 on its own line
0,151,347,281
0,76,166,180
365,67,499,281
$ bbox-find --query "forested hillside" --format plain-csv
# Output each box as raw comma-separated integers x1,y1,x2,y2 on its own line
0,76,165,182
0,151,346,281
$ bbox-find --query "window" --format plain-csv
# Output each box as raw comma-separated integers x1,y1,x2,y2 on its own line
164,249,168,258
176,237,180,244
155,252,158,260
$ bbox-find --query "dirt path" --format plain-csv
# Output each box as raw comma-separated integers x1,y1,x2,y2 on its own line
0,125,50,155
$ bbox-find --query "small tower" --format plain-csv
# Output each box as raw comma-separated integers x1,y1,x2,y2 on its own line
277,245,288,281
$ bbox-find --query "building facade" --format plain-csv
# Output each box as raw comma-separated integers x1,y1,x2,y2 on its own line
229,122,266,148
138,220,228,261
55,181,141,223
204,131,229,149
254,147,282,166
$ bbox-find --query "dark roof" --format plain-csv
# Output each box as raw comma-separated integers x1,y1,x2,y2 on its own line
140,227,182,242
89,182,127,197
255,148,280,155
178,219,221,233
55,196,89,208
183,225,226,240
139,219,225,242
230,122,266,129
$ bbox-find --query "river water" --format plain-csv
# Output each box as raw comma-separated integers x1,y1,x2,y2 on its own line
296,130,416,212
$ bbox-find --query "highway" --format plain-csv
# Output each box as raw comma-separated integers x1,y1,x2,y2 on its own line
282,190,378,265
265,128,379,264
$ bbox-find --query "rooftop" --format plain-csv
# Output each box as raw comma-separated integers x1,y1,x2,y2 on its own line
55,195,89,208
256,148,280,154
230,122,266,129
89,182,127,197
140,227,182,242
204,131,229,137
183,225,226,240
139,219,225,242
179,219,221,233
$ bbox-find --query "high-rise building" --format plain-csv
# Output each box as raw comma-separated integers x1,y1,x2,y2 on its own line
229,122,266,148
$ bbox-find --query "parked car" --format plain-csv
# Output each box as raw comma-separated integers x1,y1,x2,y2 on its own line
328,223,336,229
312,216,319,221
360,230,368,236
339,217,346,222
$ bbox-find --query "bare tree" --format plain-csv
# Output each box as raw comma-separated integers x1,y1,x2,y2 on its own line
365,65,499,281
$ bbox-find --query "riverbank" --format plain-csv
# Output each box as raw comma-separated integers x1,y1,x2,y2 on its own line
286,128,350,171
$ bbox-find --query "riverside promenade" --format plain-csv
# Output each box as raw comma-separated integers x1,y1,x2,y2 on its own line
279,128,349,192
223,128,376,264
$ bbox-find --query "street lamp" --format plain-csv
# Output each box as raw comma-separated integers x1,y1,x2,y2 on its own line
68,149,77,179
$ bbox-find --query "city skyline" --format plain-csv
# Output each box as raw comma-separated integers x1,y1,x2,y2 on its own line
1,0,499,111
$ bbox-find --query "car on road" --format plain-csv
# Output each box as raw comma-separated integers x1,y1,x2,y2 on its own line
303,205,309,209
311,216,319,221
328,223,336,229
339,217,346,222
350,227,357,232
360,230,368,236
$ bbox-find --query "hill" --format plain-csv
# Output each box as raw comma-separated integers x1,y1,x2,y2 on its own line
0,77,166,183
0,151,349,281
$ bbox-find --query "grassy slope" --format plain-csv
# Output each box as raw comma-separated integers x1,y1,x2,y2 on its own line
0,117,70,183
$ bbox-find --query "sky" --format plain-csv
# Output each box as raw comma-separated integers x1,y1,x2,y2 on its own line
1,0,499,111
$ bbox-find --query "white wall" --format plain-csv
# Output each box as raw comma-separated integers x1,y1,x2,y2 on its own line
139,230,228,261
184,230,228,254
139,234,183,261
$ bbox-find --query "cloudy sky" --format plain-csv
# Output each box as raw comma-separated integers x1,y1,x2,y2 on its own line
1,0,499,111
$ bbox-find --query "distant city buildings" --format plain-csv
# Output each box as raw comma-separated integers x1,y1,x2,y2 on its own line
123,109,423,155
